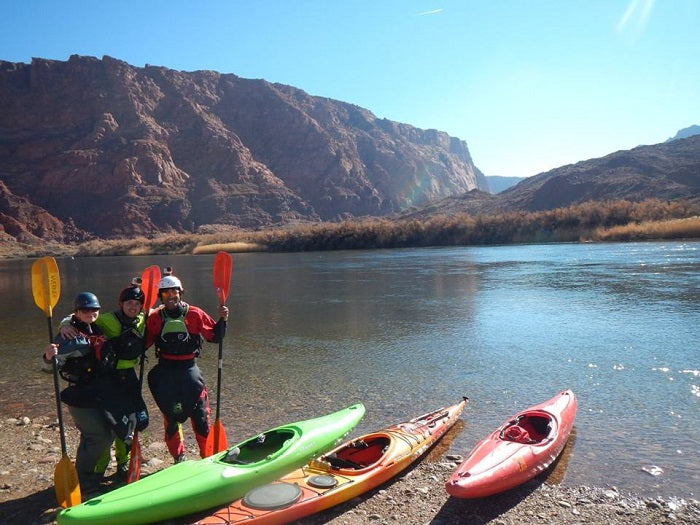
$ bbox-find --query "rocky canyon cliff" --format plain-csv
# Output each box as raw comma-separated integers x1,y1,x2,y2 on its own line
0,55,486,243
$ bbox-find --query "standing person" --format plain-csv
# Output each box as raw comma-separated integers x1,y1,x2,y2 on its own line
56,280,150,483
43,292,109,494
146,267,228,463
91,281,149,480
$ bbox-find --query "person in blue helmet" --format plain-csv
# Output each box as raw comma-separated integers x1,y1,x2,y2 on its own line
56,280,151,485
43,292,110,494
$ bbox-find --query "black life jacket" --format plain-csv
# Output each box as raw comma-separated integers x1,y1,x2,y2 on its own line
56,319,104,384
99,311,146,371
155,304,202,359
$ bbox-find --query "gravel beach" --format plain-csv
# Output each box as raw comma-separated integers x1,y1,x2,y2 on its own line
1,415,697,525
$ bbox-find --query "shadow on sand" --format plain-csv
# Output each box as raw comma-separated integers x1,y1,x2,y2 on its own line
0,486,61,525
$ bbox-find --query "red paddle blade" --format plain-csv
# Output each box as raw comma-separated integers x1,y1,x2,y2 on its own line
213,252,232,305
140,265,161,311
205,421,228,456
126,434,142,484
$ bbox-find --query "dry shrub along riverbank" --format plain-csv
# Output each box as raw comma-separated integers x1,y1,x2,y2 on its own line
79,198,700,255
4,198,697,259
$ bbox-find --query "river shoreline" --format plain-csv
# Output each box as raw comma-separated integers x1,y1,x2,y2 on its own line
1,415,697,525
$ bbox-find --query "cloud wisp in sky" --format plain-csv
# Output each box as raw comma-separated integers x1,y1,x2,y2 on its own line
616,0,655,42
417,9,443,16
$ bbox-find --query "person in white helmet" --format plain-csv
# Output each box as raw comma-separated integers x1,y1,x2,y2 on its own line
145,267,229,463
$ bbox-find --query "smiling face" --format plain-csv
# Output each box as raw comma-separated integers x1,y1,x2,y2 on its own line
120,299,143,319
159,288,181,310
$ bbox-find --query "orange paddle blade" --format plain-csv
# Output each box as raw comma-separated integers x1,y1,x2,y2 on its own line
126,433,142,484
212,420,228,454
213,252,232,305
54,455,81,508
205,421,228,456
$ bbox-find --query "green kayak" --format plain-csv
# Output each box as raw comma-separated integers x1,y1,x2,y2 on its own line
57,404,365,525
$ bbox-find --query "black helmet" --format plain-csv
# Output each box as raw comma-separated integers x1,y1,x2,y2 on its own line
119,285,145,303
74,292,100,310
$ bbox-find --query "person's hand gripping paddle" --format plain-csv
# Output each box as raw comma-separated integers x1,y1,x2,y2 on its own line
31,256,82,507
205,251,232,455
127,265,161,483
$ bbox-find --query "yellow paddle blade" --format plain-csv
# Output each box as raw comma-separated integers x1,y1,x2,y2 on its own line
54,455,81,508
31,256,60,317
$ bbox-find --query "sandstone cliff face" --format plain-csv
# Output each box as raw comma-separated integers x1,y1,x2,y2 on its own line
0,55,484,241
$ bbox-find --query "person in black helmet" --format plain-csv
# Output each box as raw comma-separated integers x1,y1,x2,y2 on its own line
145,267,228,463
43,292,109,493
55,280,152,486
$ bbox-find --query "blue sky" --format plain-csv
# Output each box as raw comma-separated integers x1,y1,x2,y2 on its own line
2,0,698,178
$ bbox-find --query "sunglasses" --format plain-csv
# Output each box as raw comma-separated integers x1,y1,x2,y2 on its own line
78,307,100,313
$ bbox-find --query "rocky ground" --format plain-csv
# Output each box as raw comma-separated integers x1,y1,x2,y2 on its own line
1,415,698,525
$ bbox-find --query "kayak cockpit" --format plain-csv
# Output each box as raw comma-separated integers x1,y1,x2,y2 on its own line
499,411,553,445
318,434,392,470
222,429,297,465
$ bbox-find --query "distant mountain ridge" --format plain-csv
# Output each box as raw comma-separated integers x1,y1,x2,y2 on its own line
485,176,525,193
667,124,700,142
400,134,700,219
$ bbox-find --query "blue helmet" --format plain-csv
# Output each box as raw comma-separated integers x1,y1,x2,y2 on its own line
74,292,100,310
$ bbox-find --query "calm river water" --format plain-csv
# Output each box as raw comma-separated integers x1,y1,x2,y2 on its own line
1,241,698,498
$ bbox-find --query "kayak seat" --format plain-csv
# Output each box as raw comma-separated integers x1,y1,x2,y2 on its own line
502,415,552,444
334,436,391,468
325,453,364,469
223,447,250,465
503,425,533,443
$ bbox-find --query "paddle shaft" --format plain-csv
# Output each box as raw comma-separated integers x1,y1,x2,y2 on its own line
209,252,231,453
46,319,70,457
32,256,81,507
127,265,161,483
213,343,222,418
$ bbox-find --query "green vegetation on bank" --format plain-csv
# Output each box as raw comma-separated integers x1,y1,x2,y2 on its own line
11,198,700,258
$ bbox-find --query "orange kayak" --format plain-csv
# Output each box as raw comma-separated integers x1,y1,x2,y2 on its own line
192,397,468,524
445,389,577,499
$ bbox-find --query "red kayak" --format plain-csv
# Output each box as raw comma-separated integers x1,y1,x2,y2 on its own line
445,389,577,498
190,397,467,524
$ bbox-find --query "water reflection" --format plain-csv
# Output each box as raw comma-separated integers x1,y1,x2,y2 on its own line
1,241,698,498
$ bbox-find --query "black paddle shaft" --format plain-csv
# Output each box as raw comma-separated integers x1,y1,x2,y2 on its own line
47,318,69,456
215,339,223,420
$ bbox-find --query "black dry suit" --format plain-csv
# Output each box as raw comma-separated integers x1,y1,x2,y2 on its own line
94,310,149,445
147,304,207,435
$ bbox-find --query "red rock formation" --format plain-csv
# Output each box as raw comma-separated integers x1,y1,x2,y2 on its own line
0,55,483,241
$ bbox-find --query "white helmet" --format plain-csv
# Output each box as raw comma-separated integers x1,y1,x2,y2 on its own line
158,269,183,292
